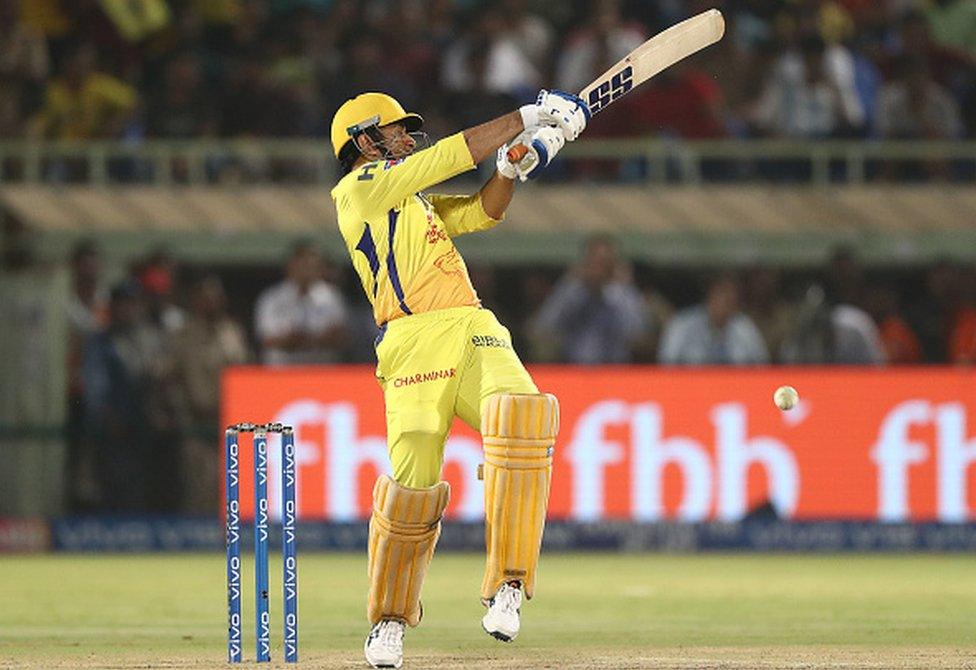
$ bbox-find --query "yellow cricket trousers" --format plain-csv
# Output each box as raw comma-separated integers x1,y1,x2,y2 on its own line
374,306,537,487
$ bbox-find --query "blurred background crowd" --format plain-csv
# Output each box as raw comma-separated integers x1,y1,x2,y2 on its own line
2,0,976,516
3,0,976,146
4,208,974,513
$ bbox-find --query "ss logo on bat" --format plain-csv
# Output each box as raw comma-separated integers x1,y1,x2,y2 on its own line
587,65,633,113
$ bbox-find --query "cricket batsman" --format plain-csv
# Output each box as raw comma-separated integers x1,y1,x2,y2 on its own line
329,89,589,668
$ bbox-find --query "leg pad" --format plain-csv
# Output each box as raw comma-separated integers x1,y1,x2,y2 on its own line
367,474,450,626
481,393,559,601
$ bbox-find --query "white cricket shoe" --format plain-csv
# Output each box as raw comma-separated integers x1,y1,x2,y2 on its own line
481,581,522,642
364,619,404,669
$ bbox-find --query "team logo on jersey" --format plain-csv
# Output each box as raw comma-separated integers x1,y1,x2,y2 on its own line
426,222,447,244
392,367,456,388
433,248,464,277
383,158,405,169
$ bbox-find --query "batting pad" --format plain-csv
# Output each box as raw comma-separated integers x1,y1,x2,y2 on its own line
367,474,450,626
480,393,559,601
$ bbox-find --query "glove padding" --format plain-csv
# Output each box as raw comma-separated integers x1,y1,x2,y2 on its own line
496,126,566,181
519,89,590,142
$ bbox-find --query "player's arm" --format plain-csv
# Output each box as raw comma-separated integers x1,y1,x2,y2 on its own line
478,170,514,220
432,124,571,235
463,90,590,163
348,92,588,217
428,172,513,238
461,112,523,165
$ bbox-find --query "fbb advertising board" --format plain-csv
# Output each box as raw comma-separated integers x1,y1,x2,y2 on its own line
222,367,976,523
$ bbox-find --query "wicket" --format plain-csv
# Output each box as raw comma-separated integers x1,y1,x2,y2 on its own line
225,422,298,663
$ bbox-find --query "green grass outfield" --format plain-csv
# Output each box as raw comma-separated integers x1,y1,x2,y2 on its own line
3,553,975,669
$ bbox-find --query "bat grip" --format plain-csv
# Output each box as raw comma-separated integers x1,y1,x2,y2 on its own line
506,144,528,163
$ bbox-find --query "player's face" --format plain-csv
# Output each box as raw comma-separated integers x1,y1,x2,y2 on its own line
377,123,416,158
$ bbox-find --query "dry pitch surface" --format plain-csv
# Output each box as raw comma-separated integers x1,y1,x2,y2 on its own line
2,553,974,669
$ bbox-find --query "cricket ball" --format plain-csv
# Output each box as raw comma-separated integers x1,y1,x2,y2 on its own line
773,385,799,411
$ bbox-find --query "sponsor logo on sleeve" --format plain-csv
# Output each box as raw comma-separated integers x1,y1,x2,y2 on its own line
471,335,511,349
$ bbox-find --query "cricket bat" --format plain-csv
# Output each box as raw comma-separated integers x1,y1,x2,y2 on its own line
508,8,725,162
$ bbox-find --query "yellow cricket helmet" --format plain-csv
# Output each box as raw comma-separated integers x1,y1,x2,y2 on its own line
330,92,423,159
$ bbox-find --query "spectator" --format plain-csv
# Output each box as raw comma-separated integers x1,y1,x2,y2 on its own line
442,7,542,101
555,0,646,94
908,260,965,362
501,0,556,66
99,0,171,42
441,18,519,132
146,50,214,138
255,241,348,365
623,59,728,138
743,266,795,364
134,249,185,333
0,0,49,138
659,274,769,365
824,246,866,306
530,234,648,364
752,35,864,138
220,50,295,138
882,10,972,92
65,239,108,511
888,61,961,140
864,282,923,364
82,282,167,511
877,57,962,179
926,0,976,59
781,284,885,364
169,274,249,513
383,1,442,97
5,0,976,146
29,42,137,139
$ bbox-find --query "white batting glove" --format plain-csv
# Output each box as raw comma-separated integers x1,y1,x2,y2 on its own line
496,140,519,180
519,89,591,142
497,126,566,181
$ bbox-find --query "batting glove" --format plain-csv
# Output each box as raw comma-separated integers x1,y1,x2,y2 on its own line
497,126,566,181
519,89,591,142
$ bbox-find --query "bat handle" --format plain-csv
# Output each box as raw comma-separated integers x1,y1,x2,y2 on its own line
507,144,528,163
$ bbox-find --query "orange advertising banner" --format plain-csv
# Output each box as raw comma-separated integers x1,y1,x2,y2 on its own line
221,367,976,523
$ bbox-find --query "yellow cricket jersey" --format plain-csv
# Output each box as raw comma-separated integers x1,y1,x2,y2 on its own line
331,133,502,326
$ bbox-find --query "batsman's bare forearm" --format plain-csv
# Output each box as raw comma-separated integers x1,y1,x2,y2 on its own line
479,171,516,219
462,111,523,164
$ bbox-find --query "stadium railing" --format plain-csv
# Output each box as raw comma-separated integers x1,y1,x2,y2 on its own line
1,138,975,185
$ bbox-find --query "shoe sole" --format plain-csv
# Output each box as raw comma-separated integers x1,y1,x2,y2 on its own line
482,622,515,643
365,644,403,668
366,660,402,669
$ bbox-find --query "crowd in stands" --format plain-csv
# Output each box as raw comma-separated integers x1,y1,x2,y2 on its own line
3,0,976,148
3,0,976,514
38,232,976,513
3,207,975,513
